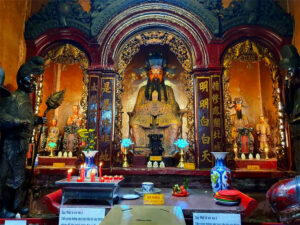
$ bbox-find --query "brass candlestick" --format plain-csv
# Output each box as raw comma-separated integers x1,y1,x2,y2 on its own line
177,148,185,168
49,147,54,157
264,144,269,160
233,142,238,160
122,147,129,168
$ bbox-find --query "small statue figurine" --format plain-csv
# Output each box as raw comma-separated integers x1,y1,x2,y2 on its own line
230,97,254,157
67,105,83,127
0,57,47,218
256,116,270,154
45,118,60,156
63,105,83,153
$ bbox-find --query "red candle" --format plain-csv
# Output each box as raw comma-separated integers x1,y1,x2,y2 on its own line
91,169,96,182
80,164,85,182
67,169,72,182
99,162,103,182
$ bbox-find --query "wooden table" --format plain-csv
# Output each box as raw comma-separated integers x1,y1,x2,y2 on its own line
55,176,123,206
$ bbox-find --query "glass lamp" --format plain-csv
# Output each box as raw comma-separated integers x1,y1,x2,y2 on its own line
121,138,134,168
174,139,189,168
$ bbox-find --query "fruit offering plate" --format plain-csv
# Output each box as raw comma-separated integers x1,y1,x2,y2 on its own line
172,192,189,197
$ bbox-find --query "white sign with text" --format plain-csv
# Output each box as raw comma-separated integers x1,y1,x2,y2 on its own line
5,221,26,225
59,207,105,225
193,213,241,225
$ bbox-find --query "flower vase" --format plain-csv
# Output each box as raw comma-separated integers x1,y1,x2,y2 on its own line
210,152,231,194
82,150,98,177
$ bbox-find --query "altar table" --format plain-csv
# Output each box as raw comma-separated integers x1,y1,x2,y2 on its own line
43,187,257,224
55,176,122,206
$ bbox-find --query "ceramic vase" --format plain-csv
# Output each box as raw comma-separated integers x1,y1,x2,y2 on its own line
82,150,98,177
210,152,231,194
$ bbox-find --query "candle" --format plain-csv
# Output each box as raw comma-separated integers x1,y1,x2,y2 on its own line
99,162,103,182
91,168,96,182
80,164,85,181
67,169,72,182
83,163,86,182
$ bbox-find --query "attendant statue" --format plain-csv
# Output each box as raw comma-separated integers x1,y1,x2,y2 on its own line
280,45,300,174
256,116,270,153
0,57,47,218
63,105,83,153
129,53,181,156
45,118,60,155
67,105,83,127
230,97,254,156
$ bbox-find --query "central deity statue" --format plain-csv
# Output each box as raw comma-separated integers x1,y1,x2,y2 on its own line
129,53,181,156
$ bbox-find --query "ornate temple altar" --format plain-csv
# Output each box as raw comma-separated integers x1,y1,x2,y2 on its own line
24,0,294,173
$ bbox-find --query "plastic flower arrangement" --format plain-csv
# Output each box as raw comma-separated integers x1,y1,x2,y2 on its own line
121,138,134,148
77,129,97,153
174,139,189,149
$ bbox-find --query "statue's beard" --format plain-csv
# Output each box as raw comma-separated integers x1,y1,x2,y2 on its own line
145,78,168,101
237,110,243,119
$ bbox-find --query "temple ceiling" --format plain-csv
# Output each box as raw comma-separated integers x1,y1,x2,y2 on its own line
25,0,294,41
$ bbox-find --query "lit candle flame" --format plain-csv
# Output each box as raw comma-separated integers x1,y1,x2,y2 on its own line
99,162,103,167
68,169,72,173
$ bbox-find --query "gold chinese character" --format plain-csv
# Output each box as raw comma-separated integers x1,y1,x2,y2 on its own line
199,81,208,93
213,143,221,151
212,81,220,92
212,94,219,105
90,108,97,118
99,149,110,161
102,118,111,128
200,98,209,109
102,81,112,93
201,150,211,162
91,82,98,91
101,99,111,110
200,115,209,127
201,133,210,144
213,130,221,139
100,133,110,142
212,106,220,115
90,95,97,104
213,118,221,128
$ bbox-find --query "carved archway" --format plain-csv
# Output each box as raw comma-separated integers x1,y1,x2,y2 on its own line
114,30,195,160
222,40,285,162
34,43,89,120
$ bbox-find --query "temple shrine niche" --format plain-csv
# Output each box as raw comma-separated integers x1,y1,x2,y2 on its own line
2,0,297,222
222,40,284,169
117,42,194,164
35,43,89,157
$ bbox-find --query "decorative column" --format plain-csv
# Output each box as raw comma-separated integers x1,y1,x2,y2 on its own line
87,68,116,168
194,67,224,168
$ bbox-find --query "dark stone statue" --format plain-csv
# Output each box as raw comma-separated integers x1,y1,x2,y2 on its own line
0,57,46,218
147,134,164,156
280,45,300,174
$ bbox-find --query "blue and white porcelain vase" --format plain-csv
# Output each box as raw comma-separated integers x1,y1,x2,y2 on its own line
210,152,231,194
82,150,98,177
